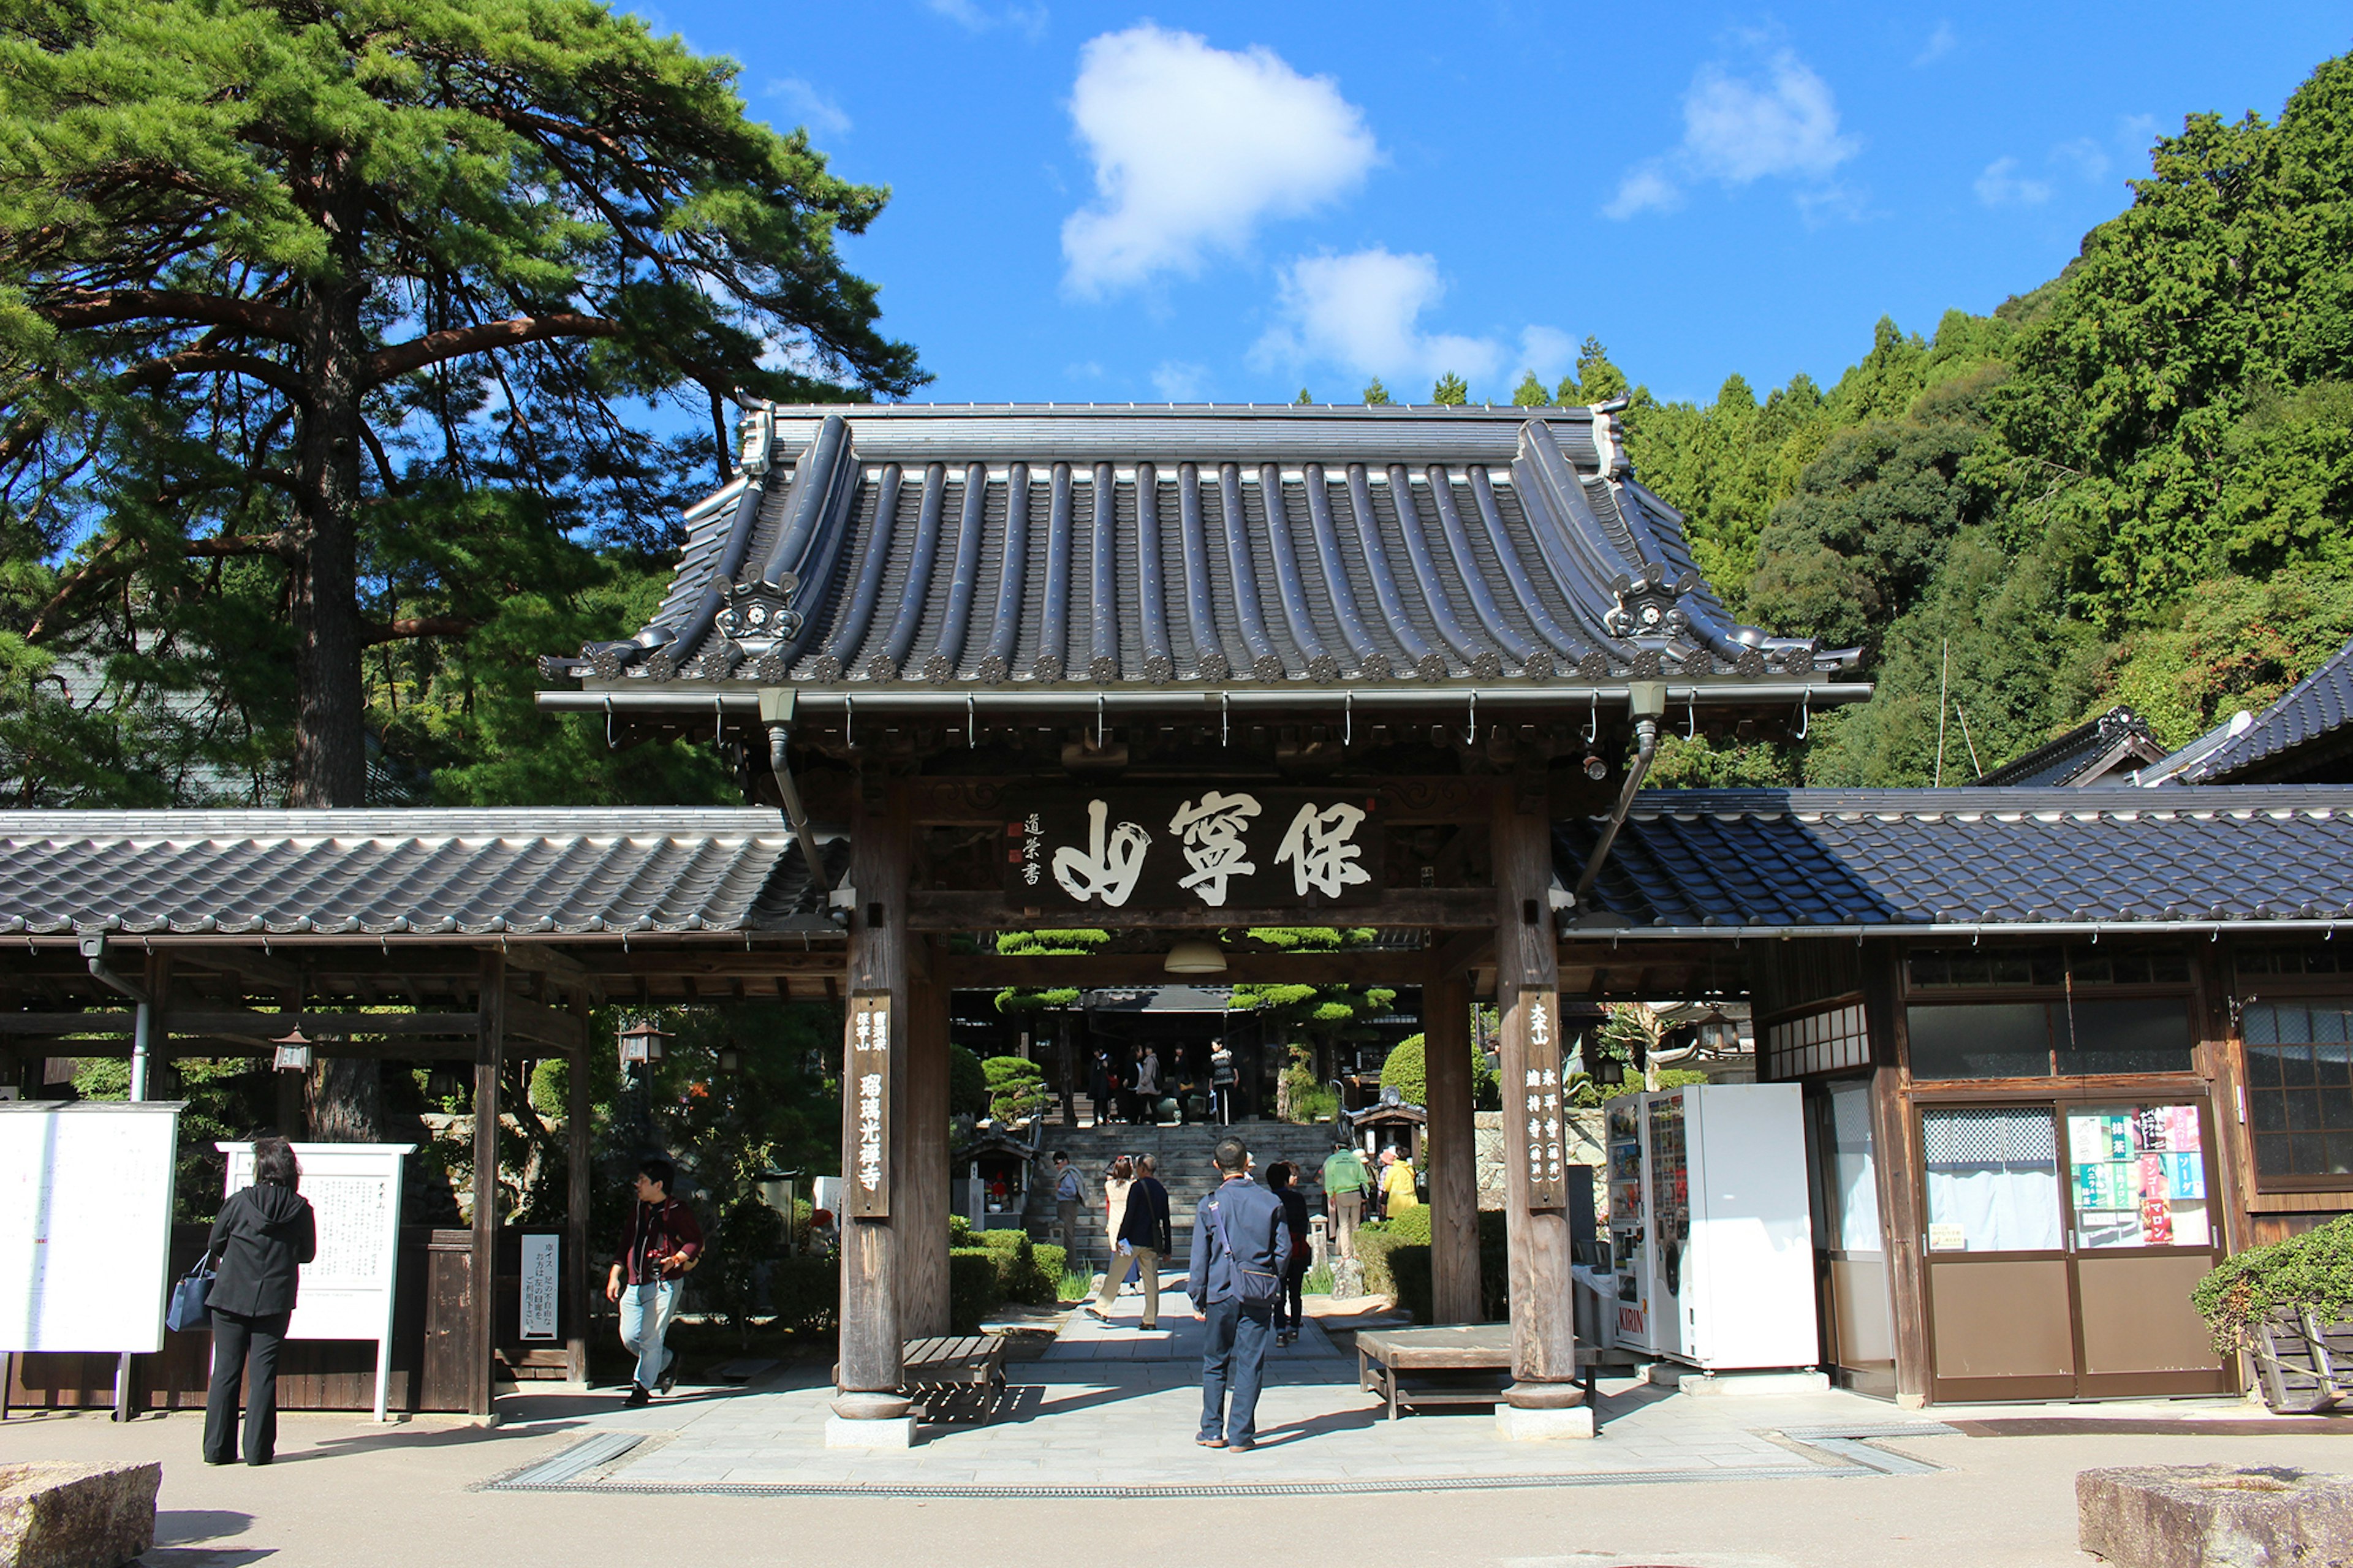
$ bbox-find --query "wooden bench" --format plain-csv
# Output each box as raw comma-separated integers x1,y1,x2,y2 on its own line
900,1335,1008,1422
1355,1324,1600,1426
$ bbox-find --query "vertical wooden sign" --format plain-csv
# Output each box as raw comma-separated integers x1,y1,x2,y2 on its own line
848,993,892,1218
1518,991,1567,1211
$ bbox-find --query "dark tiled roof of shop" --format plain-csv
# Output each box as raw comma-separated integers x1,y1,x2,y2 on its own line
2185,638,2353,783
1558,787,2353,928
545,403,1855,697
0,809,844,936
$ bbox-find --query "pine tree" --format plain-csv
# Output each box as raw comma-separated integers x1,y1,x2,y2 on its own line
1295,387,1314,404
1362,377,1392,406
1511,369,1550,407
1431,372,1469,406
0,0,923,805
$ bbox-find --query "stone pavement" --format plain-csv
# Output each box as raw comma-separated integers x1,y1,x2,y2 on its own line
487,1274,1944,1495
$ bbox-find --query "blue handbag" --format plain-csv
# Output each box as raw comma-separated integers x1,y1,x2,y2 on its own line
165,1259,215,1332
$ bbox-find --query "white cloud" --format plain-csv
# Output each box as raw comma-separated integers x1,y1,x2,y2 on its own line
767,77,851,138
1150,361,1209,401
1912,20,1956,66
1060,25,1379,296
926,0,1047,37
1516,327,1578,387
1974,156,2051,207
1250,248,1521,392
1608,47,1859,219
2052,136,2110,182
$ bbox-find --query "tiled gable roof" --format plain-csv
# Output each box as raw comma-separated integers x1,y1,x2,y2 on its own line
2184,638,2353,783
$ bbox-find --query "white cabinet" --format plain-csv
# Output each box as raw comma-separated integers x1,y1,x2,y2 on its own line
1604,1082,1818,1371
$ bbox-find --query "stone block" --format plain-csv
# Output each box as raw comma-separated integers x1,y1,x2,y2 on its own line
2078,1464,2353,1568
1495,1403,1595,1441
824,1415,916,1450
1674,1369,1831,1397
0,1461,161,1568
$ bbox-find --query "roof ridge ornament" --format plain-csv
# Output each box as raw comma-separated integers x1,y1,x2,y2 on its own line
737,402,775,479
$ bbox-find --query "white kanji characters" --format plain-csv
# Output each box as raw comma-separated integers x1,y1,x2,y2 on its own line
1274,800,1371,898
1052,798,1152,906
1529,996,1551,1048
1167,790,1263,906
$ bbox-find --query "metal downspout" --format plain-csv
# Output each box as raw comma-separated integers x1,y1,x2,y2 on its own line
759,691,832,901
80,936,150,1423
1572,681,1670,910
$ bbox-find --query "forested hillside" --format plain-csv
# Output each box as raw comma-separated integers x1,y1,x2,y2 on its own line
1605,50,2353,787
5,44,2350,806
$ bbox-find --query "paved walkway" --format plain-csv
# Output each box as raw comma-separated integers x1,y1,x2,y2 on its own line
488,1275,1947,1494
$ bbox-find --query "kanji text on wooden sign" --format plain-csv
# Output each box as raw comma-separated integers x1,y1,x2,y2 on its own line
1521,992,1567,1211
849,993,890,1218
1004,790,1385,911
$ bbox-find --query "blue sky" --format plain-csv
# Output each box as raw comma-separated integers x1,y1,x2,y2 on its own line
648,2,2351,409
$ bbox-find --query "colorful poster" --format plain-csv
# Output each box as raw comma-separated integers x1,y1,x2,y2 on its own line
2167,1151,2206,1199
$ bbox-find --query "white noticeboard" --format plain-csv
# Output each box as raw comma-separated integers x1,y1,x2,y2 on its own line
0,1102,183,1355
519,1233,560,1341
222,1142,412,1422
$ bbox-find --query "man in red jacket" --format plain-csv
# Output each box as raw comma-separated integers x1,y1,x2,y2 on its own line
605,1157,703,1406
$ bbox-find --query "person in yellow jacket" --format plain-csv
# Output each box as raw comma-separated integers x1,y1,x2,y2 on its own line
1377,1147,1421,1214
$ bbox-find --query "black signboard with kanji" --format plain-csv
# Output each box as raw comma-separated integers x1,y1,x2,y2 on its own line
1518,991,1569,1211
1002,790,1385,912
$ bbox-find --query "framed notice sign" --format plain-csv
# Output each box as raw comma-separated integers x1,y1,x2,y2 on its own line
0,1102,182,1355
1518,993,1568,1211
223,1142,412,1421
848,993,890,1218
1004,789,1384,912
519,1233,560,1341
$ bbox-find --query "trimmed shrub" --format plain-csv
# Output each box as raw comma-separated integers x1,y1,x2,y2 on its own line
949,1044,990,1118
949,1247,1003,1333
981,1056,1048,1123
767,1254,838,1336
2195,1214,2353,1351
1362,1210,1510,1324
1384,1206,1433,1246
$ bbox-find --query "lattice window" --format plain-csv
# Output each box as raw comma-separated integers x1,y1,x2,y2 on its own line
1764,1002,1870,1080
2242,1000,2353,1186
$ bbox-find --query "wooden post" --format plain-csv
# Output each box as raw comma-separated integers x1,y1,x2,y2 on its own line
566,993,593,1388
1863,944,1931,1406
1423,968,1481,1323
833,776,913,1434
1493,779,1580,1421
274,983,304,1137
897,960,950,1339
472,953,506,1420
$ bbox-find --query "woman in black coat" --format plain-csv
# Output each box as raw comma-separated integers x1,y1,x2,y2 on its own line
203,1136,316,1466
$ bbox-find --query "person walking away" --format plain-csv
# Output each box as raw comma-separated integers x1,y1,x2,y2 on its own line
605,1157,703,1407
1050,1150,1086,1257
203,1135,316,1466
1265,1162,1311,1347
1133,1045,1162,1124
1088,1048,1114,1126
1089,1153,1173,1327
1102,1154,1137,1295
1188,1137,1287,1450
1379,1146,1422,1215
1321,1139,1370,1260
1209,1039,1237,1125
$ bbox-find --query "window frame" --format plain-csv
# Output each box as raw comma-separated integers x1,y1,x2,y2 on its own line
2235,990,2353,1195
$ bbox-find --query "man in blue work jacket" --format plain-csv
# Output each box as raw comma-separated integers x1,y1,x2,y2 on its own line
1187,1135,1291,1451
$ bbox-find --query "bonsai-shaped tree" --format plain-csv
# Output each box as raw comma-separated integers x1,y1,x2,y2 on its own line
980,1056,1048,1125
995,928,1109,1121
1230,926,1395,1100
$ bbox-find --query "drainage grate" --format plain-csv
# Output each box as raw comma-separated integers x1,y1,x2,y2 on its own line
498,1431,645,1488
1777,1423,1958,1477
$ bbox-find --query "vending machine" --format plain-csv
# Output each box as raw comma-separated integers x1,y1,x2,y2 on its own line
1604,1081,1818,1371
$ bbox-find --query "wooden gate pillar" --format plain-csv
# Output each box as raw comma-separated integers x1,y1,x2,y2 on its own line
1423,968,1482,1323
833,776,915,1442
471,952,506,1419
1493,780,1583,1430
896,947,950,1339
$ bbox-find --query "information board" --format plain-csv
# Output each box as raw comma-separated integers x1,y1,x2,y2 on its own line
222,1142,411,1420
519,1233,560,1341
0,1103,183,1355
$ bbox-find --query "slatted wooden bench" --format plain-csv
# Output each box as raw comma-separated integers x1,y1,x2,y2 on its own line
1355,1324,1600,1426
901,1335,1009,1422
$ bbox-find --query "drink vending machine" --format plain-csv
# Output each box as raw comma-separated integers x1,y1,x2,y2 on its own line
1604,1081,1818,1371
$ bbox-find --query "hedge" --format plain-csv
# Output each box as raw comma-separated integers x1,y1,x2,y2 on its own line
948,1232,1069,1328
1357,1210,1510,1324
766,1254,838,1336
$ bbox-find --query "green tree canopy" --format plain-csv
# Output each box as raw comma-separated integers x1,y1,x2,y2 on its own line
1362,376,1392,406
0,0,922,804
1431,372,1469,406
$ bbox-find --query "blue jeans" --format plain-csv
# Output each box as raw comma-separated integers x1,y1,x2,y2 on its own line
618,1279,680,1392
1198,1296,1275,1445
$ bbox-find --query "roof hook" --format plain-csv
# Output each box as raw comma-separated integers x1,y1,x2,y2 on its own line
844,693,855,751
966,692,977,750
603,695,617,751
1344,690,1354,747
1466,691,1478,746
1583,692,1599,746
1794,692,1810,741
1221,691,1230,748
1096,691,1107,750
1686,694,1698,741
714,695,725,746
